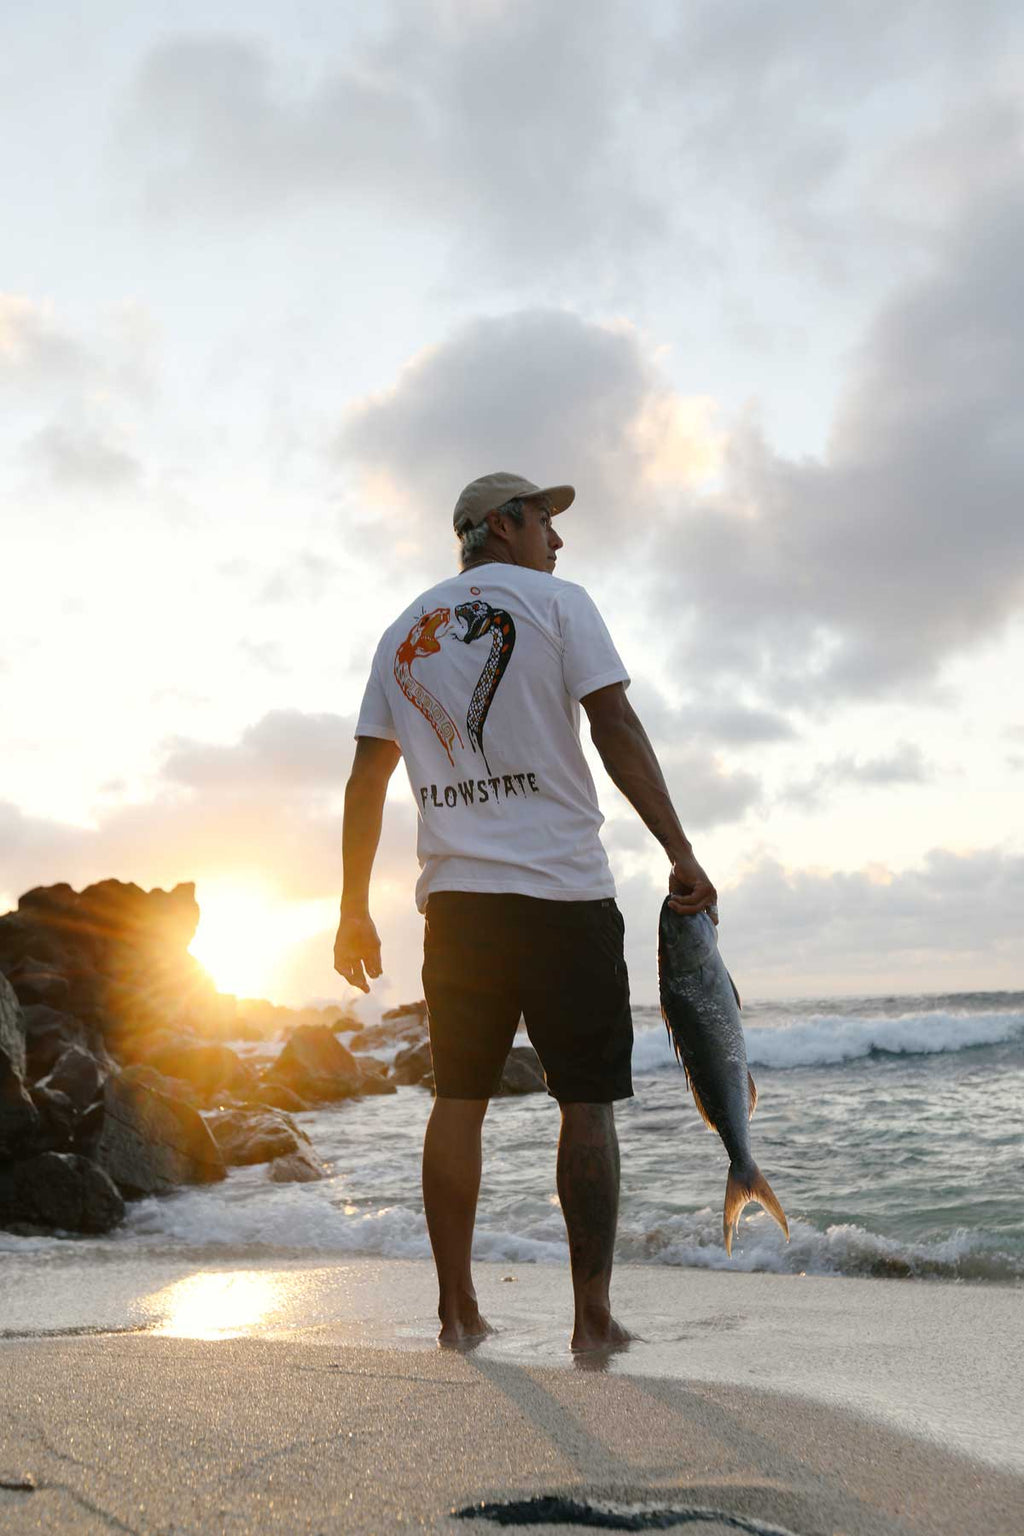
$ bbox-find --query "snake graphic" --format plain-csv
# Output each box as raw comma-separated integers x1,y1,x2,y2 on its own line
454,599,516,775
393,607,465,766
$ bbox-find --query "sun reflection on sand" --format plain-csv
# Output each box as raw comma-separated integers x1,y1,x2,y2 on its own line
146,1271,285,1338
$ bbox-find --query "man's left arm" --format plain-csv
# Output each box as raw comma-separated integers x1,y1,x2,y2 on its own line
334,736,402,991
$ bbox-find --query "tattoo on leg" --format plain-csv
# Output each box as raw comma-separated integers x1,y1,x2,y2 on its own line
557,1104,620,1285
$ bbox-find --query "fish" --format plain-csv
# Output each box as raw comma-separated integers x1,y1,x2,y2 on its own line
658,899,789,1255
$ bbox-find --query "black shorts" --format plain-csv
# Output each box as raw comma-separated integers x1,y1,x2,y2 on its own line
421,891,633,1103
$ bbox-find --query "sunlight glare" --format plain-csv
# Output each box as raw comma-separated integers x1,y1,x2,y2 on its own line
189,881,327,998
146,1271,282,1338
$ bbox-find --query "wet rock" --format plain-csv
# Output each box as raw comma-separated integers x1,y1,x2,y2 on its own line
391,1038,433,1088
203,1107,308,1166
356,1060,398,1095
265,1025,362,1102
142,1040,257,1103
0,1151,124,1234
41,1045,105,1112
496,1045,547,1096
267,1148,327,1183
118,1063,201,1105
92,1072,226,1197
348,1002,429,1054
250,1080,309,1113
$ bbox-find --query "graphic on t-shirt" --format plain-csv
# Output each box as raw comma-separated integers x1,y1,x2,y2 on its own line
454,598,517,775
393,607,465,767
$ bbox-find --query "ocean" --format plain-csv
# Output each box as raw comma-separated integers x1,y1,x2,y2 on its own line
4,991,1022,1285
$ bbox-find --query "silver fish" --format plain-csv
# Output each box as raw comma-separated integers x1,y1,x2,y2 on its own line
658,900,789,1255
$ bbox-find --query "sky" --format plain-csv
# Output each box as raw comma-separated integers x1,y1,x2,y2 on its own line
2,0,1022,1010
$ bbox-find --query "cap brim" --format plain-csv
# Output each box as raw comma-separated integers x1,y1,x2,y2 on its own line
534,484,575,515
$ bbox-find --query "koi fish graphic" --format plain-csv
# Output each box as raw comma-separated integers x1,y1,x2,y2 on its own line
394,608,465,766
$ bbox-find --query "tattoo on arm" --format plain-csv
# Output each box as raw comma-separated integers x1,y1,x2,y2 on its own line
557,1105,620,1284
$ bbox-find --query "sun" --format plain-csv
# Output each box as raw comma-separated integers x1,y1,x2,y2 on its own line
189,881,326,999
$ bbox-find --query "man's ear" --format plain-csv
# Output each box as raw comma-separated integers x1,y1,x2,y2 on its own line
486,509,510,544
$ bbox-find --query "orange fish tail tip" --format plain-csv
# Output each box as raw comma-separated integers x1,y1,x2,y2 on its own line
723,1164,790,1254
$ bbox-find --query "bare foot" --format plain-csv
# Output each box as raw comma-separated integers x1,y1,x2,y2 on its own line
570,1311,633,1354
437,1291,494,1347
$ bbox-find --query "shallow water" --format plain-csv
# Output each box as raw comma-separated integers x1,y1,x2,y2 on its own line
3,991,1022,1283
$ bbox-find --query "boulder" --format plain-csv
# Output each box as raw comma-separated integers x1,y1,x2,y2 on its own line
391,1038,434,1088
348,1003,429,1054
496,1045,547,1096
0,970,27,1080
6,959,71,1011
356,1060,398,1096
21,1004,90,1081
203,1107,308,1167
0,972,38,1155
118,1063,201,1105
41,1045,105,1112
0,1151,124,1235
250,1081,309,1113
265,1025,362,1102
91,1073,226,1197
27,1084,76,1153
267,1149,328,1183
142,1040,257,1102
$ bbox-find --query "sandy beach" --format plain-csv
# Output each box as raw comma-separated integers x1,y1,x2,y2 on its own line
2,1256,1020,1534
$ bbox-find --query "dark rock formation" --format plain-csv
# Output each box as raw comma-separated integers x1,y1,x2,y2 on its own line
203,1107,308,1166
496,1045,547,1096
0,1151,124,1234
391,1038,434,1088
265,1025,363,1102
90,1073,226,1197
1,972,38,1157
41,1045,106,1113
141,1041,257,1104
267,1148,328,1182
27,1084,77,1153
250,1081,309,1113
21,1005,92,1081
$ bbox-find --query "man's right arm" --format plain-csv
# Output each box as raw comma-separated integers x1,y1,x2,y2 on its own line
581,682,717,919
334,735,402,990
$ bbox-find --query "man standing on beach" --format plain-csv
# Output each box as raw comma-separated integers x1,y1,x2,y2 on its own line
334,473,716,1349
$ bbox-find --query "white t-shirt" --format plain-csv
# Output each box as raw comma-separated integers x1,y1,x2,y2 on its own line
355,563,630,912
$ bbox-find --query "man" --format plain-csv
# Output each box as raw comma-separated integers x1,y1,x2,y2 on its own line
334,472,716,1350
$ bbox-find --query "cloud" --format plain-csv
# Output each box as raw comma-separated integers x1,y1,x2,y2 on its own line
119,6,655,272
337,309,719,558
782,741,929,809
162,709,357,789
27,422,141,490
648,158,1024,702
0,295,90,388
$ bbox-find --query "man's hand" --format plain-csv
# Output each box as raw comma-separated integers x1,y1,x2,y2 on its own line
333,911,383,993
668,850,718,924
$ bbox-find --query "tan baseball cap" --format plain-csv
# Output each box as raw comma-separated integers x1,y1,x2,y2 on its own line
452,471,575,532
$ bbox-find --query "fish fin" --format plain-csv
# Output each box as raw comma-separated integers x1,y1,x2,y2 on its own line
747,1072,758,1119
728,970,742,1010
683,1065,719,1133
723,1163,789,1256
661,1007,684,1066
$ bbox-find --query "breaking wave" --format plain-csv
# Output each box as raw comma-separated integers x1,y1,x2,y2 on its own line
633,1009,1024,1073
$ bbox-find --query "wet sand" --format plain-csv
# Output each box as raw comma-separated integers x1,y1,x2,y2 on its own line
2,1255,1021,1533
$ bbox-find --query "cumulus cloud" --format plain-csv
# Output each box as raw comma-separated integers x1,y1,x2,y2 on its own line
163,709,357,788
337,308,719,556
0,295,90,388
782,741,929,809
26,422,141,490
648,157,1024,702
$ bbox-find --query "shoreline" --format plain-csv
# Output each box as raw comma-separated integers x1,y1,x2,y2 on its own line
2,1252,1020,1479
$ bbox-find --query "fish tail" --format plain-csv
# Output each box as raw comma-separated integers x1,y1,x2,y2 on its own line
723,1163,790,1256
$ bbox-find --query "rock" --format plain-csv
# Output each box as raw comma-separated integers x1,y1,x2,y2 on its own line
26,1085,76,1153
203,1107,308,1166
0,1075,39,1158
382,1000,429,1024
250,1081,309,1113
356,1060,398,1096
118,1063,201,1105
265,1025,362,1102
0,1152,124,1234
349,1003,429,1054
0,970,27,1080
92,1073,226,1197
391,1038,434,1088
6,959,71,1010
0,972,38,1156
267,1149,327,1183
496,1045,547,1096
41,1045,105,1112
21,1005,89,1081
142,1041,257,1102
